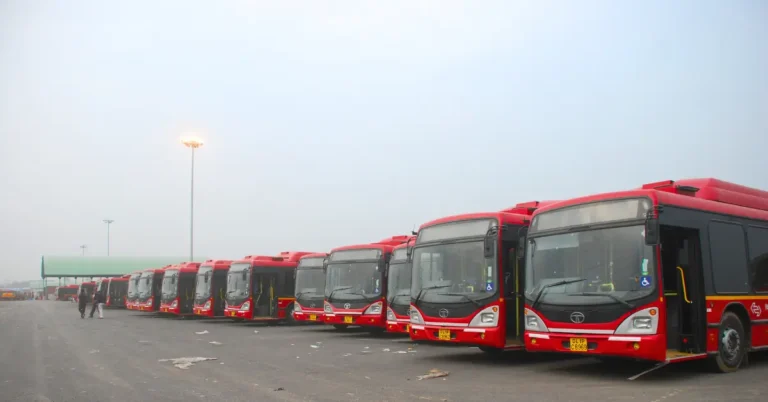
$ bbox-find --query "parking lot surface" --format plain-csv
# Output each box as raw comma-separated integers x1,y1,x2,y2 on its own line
0,301,766,402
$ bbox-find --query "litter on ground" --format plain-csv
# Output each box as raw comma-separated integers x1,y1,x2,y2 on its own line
417,369,450,380
195,330,209,335
158,357,218,370
209,341,222,345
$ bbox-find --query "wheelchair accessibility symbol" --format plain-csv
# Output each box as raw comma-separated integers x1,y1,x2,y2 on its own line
639,275,652,288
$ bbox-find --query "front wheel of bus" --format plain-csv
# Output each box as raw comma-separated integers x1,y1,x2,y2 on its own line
711,311,747,373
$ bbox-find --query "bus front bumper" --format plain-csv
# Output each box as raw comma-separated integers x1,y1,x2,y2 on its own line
524,331,665,361
410,324,505,348
293,310,324,322
324,313,385,328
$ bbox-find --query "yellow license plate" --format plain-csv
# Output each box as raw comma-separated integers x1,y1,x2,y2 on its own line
343,316,353,324
569,338,588,352
309,314,317,321
230,311,236,317
438,329,451,341
406,324,410,332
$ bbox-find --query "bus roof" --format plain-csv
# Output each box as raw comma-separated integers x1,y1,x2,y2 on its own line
419,200,554,230
298,253,328,260
167,262,202,273
111,276,129,282
233,253,318,268
331,235,411,254
142,267,167,274
200,259,233,271
534,178,768,222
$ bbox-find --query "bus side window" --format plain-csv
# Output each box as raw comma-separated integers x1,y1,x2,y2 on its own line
747,226,768,293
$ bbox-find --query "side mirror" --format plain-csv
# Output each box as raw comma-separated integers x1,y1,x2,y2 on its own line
322,258,329,272
483,226,498,258
171,275,176,285
645,212,660,245
204,272,210,282
517,236,526,259
405,236,416,262
241,270,247,280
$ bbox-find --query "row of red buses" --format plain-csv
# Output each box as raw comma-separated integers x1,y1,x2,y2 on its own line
56,285,78,301
323,235,413,333
408,201,554,353
521,178,768,375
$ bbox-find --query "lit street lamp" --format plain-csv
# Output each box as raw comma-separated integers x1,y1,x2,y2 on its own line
181,136,204,261
103,219,114,256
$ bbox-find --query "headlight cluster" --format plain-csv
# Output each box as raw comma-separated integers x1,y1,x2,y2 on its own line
410,308,424,324
364,301,382,315
523,309,549,332
203,300,211,309
386,308,396,321
170,300,178,308
293,303,302,313
240,301,250,311
324,302,332,313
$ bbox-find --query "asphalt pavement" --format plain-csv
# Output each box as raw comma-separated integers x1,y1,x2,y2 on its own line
0,301,766,402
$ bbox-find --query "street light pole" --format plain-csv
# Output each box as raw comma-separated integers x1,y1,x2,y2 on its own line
80,244,87,256
103,219,114,256
181,136,204,261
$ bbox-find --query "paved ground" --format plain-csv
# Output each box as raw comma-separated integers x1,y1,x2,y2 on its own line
0,301,766,402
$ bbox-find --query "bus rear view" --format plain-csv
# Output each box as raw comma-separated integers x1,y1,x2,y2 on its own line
293,253,329,323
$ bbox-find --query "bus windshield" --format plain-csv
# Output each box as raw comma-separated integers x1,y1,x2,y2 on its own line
411,241,497,305
127,274,141,299
225,263,251,305
524,224,656,307
295,268,326,299
161,269,179,302
195,266,213,301
387,260,411,306
137,273,154,300
325,262,382,302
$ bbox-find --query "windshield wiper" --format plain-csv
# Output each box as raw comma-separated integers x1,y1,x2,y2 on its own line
326,286,352,303
531,278,587,311
388,290,411,304
440,293,483,308
349,290,375,303
413,285,451,307
567,292,634,309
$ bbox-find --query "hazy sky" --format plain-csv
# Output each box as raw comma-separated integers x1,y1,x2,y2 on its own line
1,1,766,282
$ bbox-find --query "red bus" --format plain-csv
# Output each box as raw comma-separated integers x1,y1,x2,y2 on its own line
292,253,329,323
522,179,768,376
193,260,233,318
106,275,129,308
57,285,79,301
323,235,412,332
95,278,109,299
76,281,96,304
159,262,202,316
408,202,553,353
224,252,316,322
126,271,143,310
137,267,167,312
386,242,413,334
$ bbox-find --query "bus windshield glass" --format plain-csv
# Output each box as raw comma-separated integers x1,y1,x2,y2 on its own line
387,259,411,306
325,262,382,302
225,263,251,305
161,269,179,302
524,224,656,307
137,273,154,300
296,269,326,299
127,274,141,299
411,240,497,305
195,266,213,301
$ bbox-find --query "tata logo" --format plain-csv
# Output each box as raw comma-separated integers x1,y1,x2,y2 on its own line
309,303,316,308
438,309,449,318
570,311,585,324
343,303,351,310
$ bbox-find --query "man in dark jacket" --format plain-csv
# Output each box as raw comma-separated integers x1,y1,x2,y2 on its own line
78,289,89,318
89,291,105,319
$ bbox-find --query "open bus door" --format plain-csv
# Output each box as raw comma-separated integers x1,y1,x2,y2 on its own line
252,272,280,319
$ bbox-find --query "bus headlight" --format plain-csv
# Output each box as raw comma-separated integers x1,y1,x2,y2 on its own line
523,308,549,332
469,306,499,327
614,308,658,335
364,301,382,315
293,303,302,313
324,301,332,313
632,317,652,329
386,308,396,321
170,300,178,309
240,301,250,311
203,300,211,309
410,308,424,324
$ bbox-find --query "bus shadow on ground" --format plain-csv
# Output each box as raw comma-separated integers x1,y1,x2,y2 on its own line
419,349,584,367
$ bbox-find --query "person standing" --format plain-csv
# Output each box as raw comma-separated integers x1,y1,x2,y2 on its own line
78,288,89,319
89,291,105,319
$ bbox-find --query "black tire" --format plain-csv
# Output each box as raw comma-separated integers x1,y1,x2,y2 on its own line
710,311,747,373
333,324,348,331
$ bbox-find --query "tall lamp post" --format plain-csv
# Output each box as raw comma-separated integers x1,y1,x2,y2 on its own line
103,219,114,256
80,244,87,256
181,136,204,261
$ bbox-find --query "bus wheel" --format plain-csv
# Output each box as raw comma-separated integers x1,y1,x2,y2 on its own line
478,346,504,356
333,324,348,331
710,311,747,373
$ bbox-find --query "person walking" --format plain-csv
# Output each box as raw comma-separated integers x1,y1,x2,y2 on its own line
78,288,89,319
89,291,105,319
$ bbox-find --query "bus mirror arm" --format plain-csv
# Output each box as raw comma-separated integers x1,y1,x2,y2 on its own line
483,226,499,258
644,211,660,245
516,226,528,259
